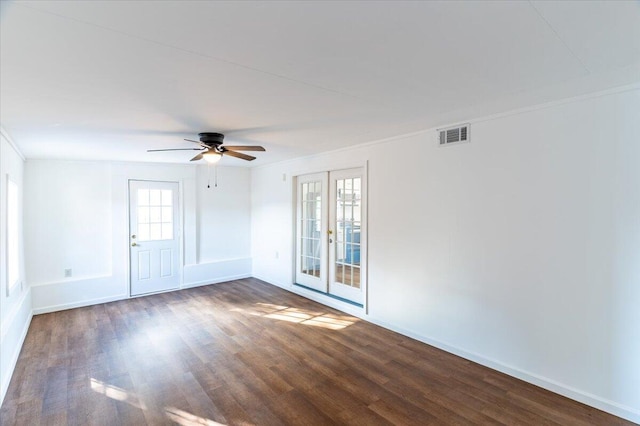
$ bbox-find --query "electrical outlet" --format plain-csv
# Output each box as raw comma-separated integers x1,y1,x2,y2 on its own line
64,268,72,277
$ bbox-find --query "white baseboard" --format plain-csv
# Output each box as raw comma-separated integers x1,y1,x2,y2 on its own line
254,276,640,424
32,294,128,315
1,288,33,406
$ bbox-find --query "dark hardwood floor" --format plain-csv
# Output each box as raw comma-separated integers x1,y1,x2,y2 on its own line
0,278,633,425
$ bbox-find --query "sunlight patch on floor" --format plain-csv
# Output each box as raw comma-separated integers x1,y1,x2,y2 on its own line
245,302,358,330
90,379,229,425
90,378,146,410
164,406,229,426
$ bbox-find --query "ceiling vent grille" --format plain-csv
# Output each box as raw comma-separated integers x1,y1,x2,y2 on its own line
438,124,470,146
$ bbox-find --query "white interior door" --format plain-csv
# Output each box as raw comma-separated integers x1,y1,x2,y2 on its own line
295,172,328,291
295,168,366,305
129,180,180,296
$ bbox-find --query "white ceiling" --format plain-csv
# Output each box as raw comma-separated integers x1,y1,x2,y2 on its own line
1,1,639,166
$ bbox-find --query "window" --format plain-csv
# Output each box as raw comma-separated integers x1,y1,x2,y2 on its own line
6,175,20,295
137,188,173,241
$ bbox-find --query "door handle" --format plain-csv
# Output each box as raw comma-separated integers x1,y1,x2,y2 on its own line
131,242,138,247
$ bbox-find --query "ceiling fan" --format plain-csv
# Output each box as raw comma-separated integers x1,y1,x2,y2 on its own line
147,132,265,163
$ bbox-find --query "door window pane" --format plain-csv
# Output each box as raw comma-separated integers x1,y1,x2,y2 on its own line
149,189,161,205
150,223,162,240
149,206,162,223
137,187,174,241
334,177,361,288
162,207,172,222
300,180,321,277
138,189,149,206
138,207,150,224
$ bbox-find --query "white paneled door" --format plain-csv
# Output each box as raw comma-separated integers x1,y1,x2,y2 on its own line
295,168,366,305
129,180,180,296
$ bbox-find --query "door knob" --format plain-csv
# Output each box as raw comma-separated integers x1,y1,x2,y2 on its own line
131,242,138,247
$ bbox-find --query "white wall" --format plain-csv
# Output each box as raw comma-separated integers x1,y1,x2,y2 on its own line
25,161,112,285
197,166,251,262
251,88,640,422
0,130,32,405
185,165,252,286
25,160,252,313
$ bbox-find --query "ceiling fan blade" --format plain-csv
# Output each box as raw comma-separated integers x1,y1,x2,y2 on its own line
184,138,209,148
223,150,256,161
147,148,203,152
223,145,266,152
190,153,204,161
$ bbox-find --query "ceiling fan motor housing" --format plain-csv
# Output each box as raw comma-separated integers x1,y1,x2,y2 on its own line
199,132,225,145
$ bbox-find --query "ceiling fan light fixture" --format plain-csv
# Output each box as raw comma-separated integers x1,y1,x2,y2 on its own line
150,132,265,162
202,150,222,164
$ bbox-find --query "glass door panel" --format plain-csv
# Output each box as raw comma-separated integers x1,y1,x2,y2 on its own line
295,173,328,291
329,169,364,304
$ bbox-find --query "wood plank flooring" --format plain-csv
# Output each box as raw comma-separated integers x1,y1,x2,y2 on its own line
0,278,633,425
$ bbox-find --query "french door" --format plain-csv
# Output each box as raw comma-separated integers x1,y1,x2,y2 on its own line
295,173,328,291
295,168,365,305
129,180,180,296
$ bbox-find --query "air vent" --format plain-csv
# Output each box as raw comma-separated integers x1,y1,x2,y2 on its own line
438,124,470,146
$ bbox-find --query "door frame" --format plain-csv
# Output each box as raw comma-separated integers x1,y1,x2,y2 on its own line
127,179,184,298
291,162,368,312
